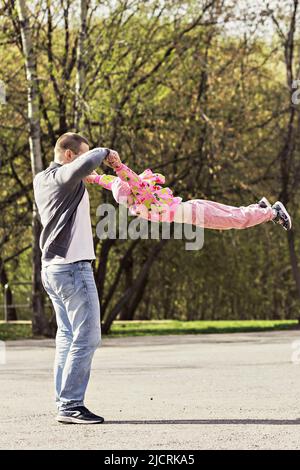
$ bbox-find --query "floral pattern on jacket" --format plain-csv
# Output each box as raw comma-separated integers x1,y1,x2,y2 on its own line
94,163,182,221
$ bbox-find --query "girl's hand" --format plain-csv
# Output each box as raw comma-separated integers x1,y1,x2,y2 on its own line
84,170,99,184
111,178,134,206
104,150,122,169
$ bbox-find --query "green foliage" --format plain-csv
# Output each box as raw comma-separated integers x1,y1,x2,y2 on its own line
1,0,300,326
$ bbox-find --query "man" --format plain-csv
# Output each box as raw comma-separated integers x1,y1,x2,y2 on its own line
34,132,117,424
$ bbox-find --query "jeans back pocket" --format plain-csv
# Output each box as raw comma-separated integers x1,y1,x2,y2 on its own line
47,270,75,301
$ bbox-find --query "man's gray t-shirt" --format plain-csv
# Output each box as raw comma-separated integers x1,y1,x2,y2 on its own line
34,147,109,262
42,189,95,266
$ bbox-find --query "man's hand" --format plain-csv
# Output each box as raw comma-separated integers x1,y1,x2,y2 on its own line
84,170,99,184
104,150,122,169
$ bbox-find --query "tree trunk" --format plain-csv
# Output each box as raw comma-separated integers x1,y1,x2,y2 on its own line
101,240,140,316
0,258,17,321
119,250,134,320
16,0,49,336
287,230,300,299
121,273,150,321
74,0,88,131
102,240,167,334
95,238,116,301
119,251,151,321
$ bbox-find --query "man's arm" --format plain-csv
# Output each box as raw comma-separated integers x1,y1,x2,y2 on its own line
55,147,110,186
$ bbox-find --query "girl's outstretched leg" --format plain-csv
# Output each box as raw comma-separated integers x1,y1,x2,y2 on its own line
173,198,275,230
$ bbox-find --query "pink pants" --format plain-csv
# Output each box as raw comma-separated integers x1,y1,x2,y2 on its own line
172,199,274,230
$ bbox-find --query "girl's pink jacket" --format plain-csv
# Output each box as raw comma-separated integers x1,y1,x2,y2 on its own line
94,163,182,222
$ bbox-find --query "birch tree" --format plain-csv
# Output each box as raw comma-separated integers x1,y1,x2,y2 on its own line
74,0,88,131
16,0,49,335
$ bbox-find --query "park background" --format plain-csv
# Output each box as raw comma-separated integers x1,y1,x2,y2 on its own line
0,0,300,337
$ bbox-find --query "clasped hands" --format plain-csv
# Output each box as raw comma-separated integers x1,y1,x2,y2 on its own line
84,149,122,184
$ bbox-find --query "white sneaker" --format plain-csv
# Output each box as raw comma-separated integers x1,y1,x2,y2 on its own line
272,201,292,231
258,197,272,209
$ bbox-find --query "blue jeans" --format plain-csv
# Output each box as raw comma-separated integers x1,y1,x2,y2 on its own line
41,261,101,411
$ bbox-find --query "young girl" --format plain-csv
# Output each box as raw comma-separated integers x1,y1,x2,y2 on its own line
86,152,292,231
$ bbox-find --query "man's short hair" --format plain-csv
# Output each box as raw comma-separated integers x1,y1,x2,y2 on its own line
55,132,89,159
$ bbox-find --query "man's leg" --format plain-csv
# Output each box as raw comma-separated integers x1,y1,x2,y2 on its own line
174,199,274,230
45,262,101,411
41,269,72,408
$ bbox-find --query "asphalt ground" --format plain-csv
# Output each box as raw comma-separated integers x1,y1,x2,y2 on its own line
1,331,300,449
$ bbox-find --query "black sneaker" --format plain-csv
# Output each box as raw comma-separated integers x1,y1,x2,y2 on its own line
56,406,104,424
272,201,292,231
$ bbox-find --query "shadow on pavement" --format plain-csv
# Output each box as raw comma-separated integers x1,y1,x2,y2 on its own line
104,419,300,425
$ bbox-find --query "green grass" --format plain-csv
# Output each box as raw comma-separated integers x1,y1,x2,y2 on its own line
0,319,298,340
0,322,33,341
110,319,299,336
